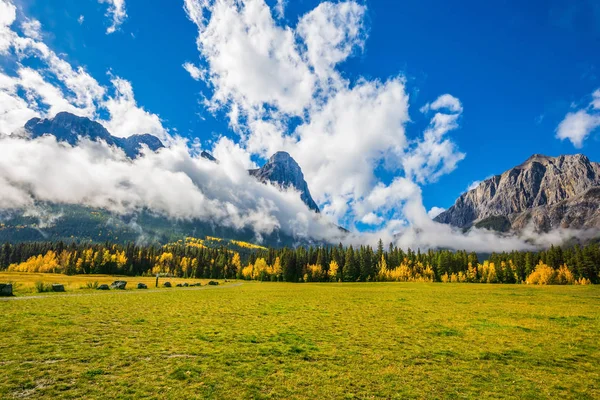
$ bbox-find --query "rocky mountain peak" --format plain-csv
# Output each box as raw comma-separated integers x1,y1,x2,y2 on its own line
434,154,600,232
250,151,320,213
23,112,164,158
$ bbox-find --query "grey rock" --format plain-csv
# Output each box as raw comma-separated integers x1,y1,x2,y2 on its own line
249,152,320,212
208,281,219,286
24,112,164,158
163,282,172,288
110,281,127,290
176,283,182,287
200,151,218,163
137,283,148,289
0,283,13,296
435,154,600,232
182,282,189,287
51,284,65,292
97,284,110,290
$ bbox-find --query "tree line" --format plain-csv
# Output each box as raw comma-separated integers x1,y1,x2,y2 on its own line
1,239,598,284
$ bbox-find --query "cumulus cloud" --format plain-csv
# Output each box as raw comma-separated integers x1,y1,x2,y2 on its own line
0,135,344,243
20,18,41,40
98,0,127,34
427,206,445,219
181,0,597,251
403,95,465,184
0,0,593,253
556,89,600,148
0,0,166,139
101,77,167,139
0,0,17,54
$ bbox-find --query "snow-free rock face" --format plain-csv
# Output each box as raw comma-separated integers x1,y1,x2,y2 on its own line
24,112,164,158
434,154,600,232
249,151,320,213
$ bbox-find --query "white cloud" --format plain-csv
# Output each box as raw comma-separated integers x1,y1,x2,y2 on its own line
101,77,166,139
422,93,463,114
98,0,127,34
184,0,466,234
78,15,85,25
21,18,41,40
0,0,17,55
592,89,600,110
556,89,600,148
427,206,445,219
274,0,286,19
297,1,366,84
182,62,203,80
467,180,481,191
361,212,384,226
1,0,592,252
0,1,165,139
402,95,465,184
556,109,600,148
0,135,344,243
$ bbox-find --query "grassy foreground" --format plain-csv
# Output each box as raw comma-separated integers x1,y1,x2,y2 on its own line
1,280,599,399
0,272,212,294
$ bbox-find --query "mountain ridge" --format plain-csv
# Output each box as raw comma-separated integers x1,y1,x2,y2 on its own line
434,153,600,232
24,112,165,158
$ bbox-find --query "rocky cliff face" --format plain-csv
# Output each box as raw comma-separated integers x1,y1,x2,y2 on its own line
24,112,164,158
249,151,320,213
434,154,600,232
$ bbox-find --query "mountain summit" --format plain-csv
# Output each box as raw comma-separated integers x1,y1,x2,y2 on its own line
24,112,164,158
249,151,320,213
435,154,600,232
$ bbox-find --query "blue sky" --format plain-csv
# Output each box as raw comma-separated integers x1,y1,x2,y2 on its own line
2,0,600,235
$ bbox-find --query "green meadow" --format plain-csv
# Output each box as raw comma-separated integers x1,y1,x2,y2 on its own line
1,280,599,399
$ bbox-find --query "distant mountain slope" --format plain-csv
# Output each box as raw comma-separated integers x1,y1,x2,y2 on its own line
435,154,600,232
0,204,313,247
24,112,164,158
249,152,320,213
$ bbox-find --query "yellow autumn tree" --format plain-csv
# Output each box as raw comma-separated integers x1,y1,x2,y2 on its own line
8,250,60,273
231,253,242,277
328,260,339,281
525,262,555,285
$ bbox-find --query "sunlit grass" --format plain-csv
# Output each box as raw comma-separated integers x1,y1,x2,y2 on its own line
0,272,218,294
1,281,599,399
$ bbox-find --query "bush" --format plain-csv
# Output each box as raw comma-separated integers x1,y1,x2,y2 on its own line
526,262,557,285
81,281,99,290
34,281,53,293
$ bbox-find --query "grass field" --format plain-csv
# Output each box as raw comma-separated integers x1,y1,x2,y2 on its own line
0,272,215,294
1,277,599,399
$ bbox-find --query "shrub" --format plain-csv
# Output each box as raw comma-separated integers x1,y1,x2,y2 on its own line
82,281,99,289
555,265,574,285
575,277,591,285
526,262,556,285
34,281,53,293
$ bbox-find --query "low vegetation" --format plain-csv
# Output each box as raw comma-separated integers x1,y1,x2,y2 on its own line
0,272,215,295
1,282,598,398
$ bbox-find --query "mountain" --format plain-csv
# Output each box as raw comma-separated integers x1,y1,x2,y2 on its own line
201,150,320,213
3,117,323,246
0,204,309,247
249,151,320,213
24,112,164,158
435,154,600,232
